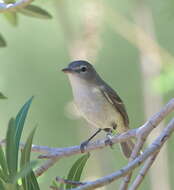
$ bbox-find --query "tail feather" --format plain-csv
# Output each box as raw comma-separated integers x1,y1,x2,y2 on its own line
120,140,134,159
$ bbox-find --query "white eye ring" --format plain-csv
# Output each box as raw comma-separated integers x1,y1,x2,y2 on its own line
80,66,87,72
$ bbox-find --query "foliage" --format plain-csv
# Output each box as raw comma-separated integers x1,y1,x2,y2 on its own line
0,93,7,99
1,1,52,47
0,97,40,190
52,153,90,189
0,35,6,47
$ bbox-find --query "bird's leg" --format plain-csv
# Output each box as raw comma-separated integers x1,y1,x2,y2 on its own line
104,128,114,148
80,128,102,153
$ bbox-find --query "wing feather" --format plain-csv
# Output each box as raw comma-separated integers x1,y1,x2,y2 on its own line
100,85,129,128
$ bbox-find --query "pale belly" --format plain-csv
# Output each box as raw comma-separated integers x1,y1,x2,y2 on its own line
74,88,126,133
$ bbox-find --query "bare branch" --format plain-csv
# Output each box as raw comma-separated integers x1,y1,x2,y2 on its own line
0,99,173,179
35,158,58,177
33,99,174,177
39,98,174,161
0,0,33,13
0,139,55,154
56,176,86,186
120,98,174,189
34,130,136,177
68,118,174,190
38,129,136,159
129,152,158,190
50,186,62,190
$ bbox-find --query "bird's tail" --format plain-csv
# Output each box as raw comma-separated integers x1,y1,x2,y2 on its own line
120,140,135,159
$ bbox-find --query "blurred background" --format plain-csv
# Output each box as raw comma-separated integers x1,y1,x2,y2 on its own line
0,0,174,189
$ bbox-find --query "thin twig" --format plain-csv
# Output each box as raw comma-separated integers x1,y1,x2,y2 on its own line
50,186,62,190
0,0,33,13
34,130,136,177
56,176,86,186
0,139,55,154
35,158,59,177
38,129,136,159
129,152,159,190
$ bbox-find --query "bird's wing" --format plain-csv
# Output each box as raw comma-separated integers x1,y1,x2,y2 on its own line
100,84,129,128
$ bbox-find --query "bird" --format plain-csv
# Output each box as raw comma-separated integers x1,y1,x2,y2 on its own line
62,60,134,158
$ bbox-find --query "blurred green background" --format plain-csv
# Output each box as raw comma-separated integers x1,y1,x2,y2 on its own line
0,0,174,189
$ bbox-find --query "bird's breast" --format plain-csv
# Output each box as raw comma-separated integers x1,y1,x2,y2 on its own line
68,75,125,131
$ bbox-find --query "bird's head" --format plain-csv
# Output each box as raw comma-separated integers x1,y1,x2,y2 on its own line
62,60,98,82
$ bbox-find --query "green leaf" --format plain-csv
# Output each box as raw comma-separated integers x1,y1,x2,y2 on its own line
6,118,18,179
20,127,36,169
0,35,6,47
66,153,90,189
0,178,5,190
12,160,38,183
6,97,33,180
29,171,40,190
20,127,40,190
3,12,18,26
0,146,8,180
19,5,52,19
15,96,34,167
0,92,7,99
0,169,8,182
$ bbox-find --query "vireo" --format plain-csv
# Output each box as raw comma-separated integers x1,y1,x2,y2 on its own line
62,60,134,158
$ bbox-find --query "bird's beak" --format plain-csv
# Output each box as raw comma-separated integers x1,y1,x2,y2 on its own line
62,67,73,73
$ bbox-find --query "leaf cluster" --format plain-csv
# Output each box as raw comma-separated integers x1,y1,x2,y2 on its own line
0,97,40,190
0,97,90,190
0,2,52,47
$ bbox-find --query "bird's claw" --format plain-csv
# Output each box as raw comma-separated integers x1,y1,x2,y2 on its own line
80,141,89,153
105,133,114,149
105,139,113,148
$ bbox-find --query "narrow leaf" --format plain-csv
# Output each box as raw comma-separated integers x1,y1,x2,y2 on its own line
0,35,6,47
0,178,5,190
6,118,17,178
15,96,34,168
6,97,33,180
0,92,7,99
0,169,8,182
20,127,39,190
0,146,8,179
20,127,36,168
3,12,18,26
29,171,40,190
66,153,90,189
19,5,52,19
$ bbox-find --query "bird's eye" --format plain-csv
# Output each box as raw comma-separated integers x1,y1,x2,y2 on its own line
80,66,87,72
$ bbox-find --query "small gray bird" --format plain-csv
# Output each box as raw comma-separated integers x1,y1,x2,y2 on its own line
62,60,134,158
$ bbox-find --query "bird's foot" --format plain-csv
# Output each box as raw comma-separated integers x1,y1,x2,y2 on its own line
80,141,89,153
105,133,114,149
